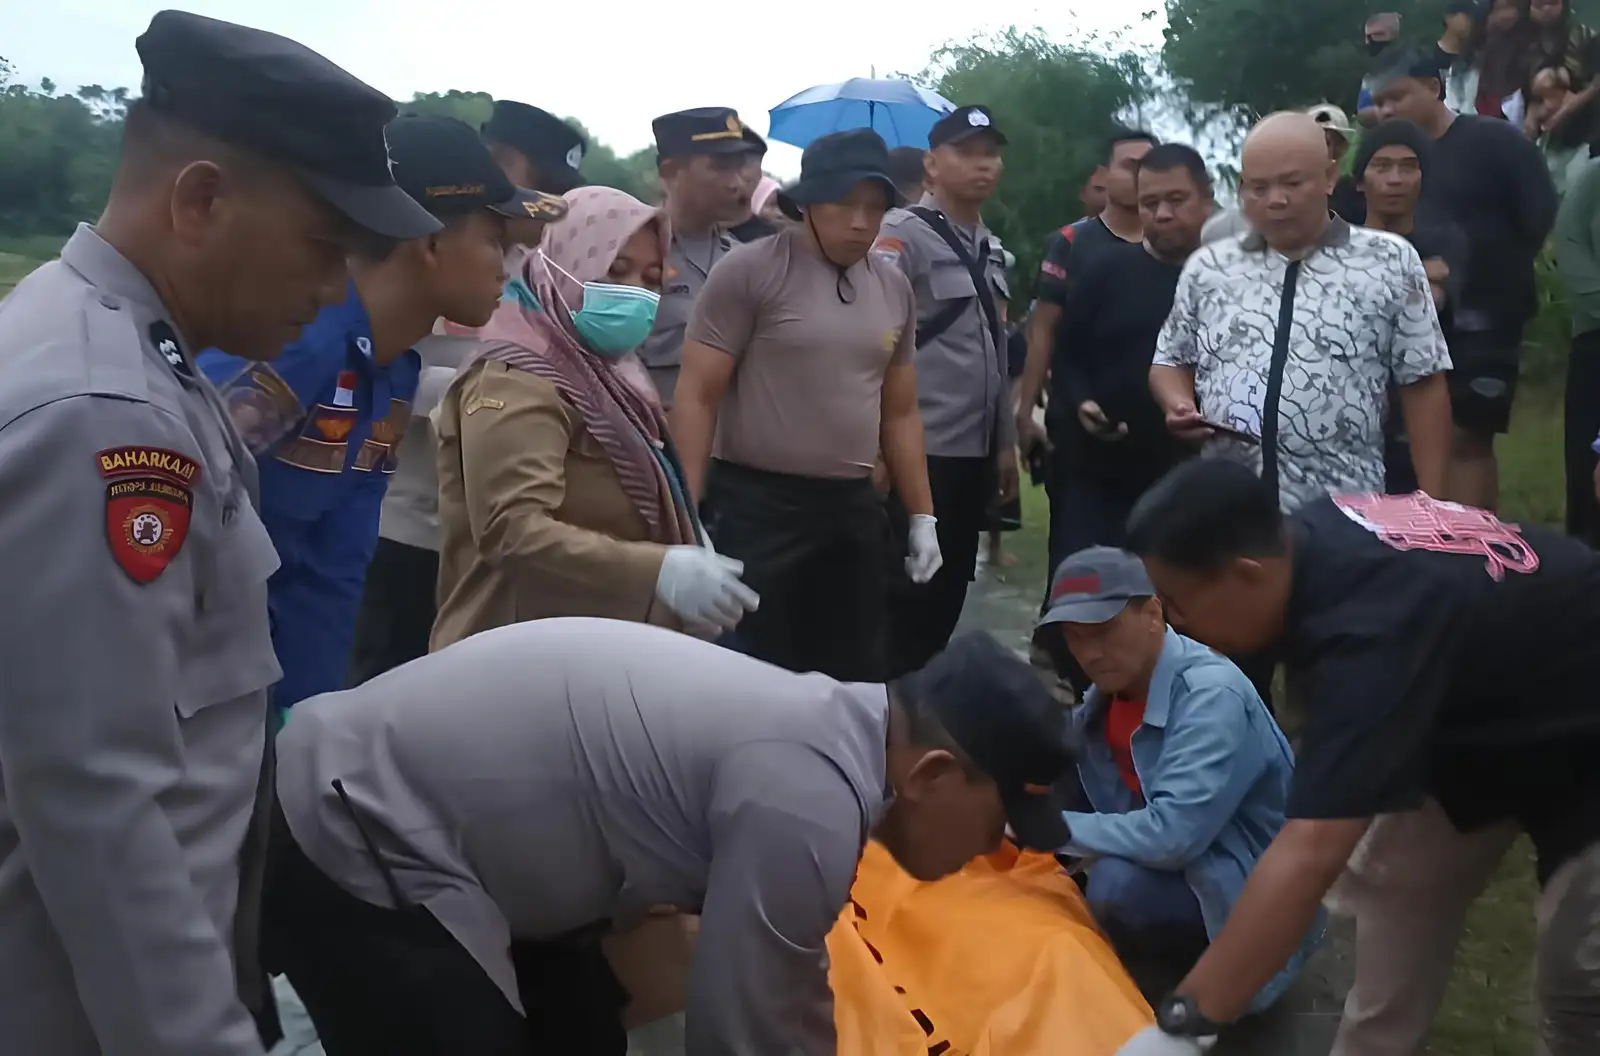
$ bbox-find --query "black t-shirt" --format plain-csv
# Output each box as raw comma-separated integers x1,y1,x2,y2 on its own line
1036,216,1134,308
1331,176,1366,226
1421,114,1559,329
1282,493,1600,879
1049,240,1188,483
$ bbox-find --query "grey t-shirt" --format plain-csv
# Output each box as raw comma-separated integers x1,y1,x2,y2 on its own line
276,618,889,1053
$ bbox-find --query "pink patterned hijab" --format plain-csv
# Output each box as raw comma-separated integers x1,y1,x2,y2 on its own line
471,187,692,544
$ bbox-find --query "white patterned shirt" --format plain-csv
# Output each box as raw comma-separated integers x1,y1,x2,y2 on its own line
1153,217,1451,511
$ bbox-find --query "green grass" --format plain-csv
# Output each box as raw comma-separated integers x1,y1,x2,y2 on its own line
990,394,1562,1055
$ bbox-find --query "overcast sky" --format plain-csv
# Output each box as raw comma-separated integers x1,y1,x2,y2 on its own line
2,0,1165,178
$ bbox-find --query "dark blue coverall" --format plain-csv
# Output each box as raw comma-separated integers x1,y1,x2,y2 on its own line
198,284,421,713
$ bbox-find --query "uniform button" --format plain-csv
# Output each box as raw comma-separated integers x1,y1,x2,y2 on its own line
99,295,121,310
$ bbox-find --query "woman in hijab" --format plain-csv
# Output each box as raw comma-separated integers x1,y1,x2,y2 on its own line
431,186,758,648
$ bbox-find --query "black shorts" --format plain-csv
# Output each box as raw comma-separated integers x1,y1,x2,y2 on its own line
1448,329,1522,435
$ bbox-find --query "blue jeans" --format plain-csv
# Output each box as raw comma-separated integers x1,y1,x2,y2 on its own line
1086,857,1209,998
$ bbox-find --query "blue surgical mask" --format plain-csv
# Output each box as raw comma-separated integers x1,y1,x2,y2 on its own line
542,254,661,358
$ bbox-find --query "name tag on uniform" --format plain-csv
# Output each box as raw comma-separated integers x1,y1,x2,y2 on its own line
277,405,358,473
354,399,412,473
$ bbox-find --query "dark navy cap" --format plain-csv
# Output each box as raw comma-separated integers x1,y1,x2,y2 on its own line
387,115,569,223
903,631,1081,852
1038,547,1155,628
135,10,439,240
776,128,904,221
481,101,587,192
742,125,769,157
929,105,1008,150
653,107,758,158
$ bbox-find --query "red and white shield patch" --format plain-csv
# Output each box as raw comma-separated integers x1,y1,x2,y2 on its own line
97,446,201,584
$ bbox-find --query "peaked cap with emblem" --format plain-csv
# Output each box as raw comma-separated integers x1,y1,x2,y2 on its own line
928,104,1009,149
653,107,759,159
481,101,589,193
387,114,568,223
135,9,439,239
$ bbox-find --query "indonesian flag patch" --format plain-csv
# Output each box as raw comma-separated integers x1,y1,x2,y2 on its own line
97,446,201,584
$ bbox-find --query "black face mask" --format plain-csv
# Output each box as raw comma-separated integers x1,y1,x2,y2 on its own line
1367,38,1392,57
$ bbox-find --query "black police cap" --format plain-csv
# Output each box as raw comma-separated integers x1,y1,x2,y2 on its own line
903,631,1081,853
928,105,1009,150
481,101,588,192
653,107,757,159
386,115,569,223
135,10,438,240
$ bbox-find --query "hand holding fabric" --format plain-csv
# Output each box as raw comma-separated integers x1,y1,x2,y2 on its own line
905,514,943,584
655,547,759,631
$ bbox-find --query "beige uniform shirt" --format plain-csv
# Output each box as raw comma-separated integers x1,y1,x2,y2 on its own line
0,226,279,1055
637,229,732,407
686,226,917,479
875,196,1015,458
276,618,889,1055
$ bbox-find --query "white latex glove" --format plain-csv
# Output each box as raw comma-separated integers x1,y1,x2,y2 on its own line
655,546,759,632
905,513,943,584
1113,1027,1215,1055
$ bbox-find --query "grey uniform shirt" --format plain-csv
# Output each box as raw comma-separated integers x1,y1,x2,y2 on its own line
636,229,732,408
377,331,475,552
875,195,1017,458
0,226,280,1056
276,618,889,1055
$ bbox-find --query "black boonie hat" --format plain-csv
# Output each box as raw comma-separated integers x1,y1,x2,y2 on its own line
387,115,568,223
481,101,587,193
135,10,438,240
929,105,1009,150
653,107,756,158
776,128,904,221
904,632,1081,853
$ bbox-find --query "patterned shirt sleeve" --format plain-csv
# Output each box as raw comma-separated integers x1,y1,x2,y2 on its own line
1152,253,1204,369
1385,240,1453,387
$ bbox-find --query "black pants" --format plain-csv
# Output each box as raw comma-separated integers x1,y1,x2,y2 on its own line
1566,331,1600,546
886,455,992,679
345,537,440,687
262,807,628,1056
704,460,889,682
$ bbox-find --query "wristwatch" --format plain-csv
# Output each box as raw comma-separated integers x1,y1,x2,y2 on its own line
1156,994,1222,1038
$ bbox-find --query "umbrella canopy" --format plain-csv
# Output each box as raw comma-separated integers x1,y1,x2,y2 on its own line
768,78,957,150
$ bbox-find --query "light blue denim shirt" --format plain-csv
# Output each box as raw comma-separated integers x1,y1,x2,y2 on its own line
1064,628,1325,1012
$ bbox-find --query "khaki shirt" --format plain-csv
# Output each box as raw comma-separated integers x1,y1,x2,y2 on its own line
636,229,732,407
0,226,279,1055
276,617,889,1054
875,196,1015,458
431,357,676,649
686,226,916,479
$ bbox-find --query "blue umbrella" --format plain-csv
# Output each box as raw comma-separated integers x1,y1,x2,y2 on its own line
768,78,957,150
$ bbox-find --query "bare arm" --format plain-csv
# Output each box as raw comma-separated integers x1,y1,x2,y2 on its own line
1016,302,1060,444
1398,373,1452,497
880,361,933,516
669,340,736,504
1149,363,1198,415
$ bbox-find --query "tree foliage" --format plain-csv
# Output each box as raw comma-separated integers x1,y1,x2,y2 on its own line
1163,0,1600,123
0,82,660,241
922,29,1151,306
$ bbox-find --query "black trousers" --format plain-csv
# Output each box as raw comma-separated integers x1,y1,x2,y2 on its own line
262,807,628,1056
704,460,889,682
887,455,992,679
1566,331,1600,546
345,537,440,687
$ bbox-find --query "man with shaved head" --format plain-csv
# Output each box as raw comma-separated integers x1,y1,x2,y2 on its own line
1150,110,1453,517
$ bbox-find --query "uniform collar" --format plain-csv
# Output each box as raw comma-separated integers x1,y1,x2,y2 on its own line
60,224,173,328
1240,213,1351,256
330,280,381,370
916,192,990,239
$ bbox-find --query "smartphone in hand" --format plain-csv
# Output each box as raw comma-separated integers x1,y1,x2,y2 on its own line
1199,419,1262,446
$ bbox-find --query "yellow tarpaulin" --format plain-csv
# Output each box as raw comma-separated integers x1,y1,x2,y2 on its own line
828,841,1155,1056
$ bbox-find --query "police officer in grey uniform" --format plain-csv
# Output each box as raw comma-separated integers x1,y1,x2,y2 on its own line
637,107,760,407
0,11,437,1055
874,105,1019,676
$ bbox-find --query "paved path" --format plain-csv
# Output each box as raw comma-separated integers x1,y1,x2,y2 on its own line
275,569,1354,1056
